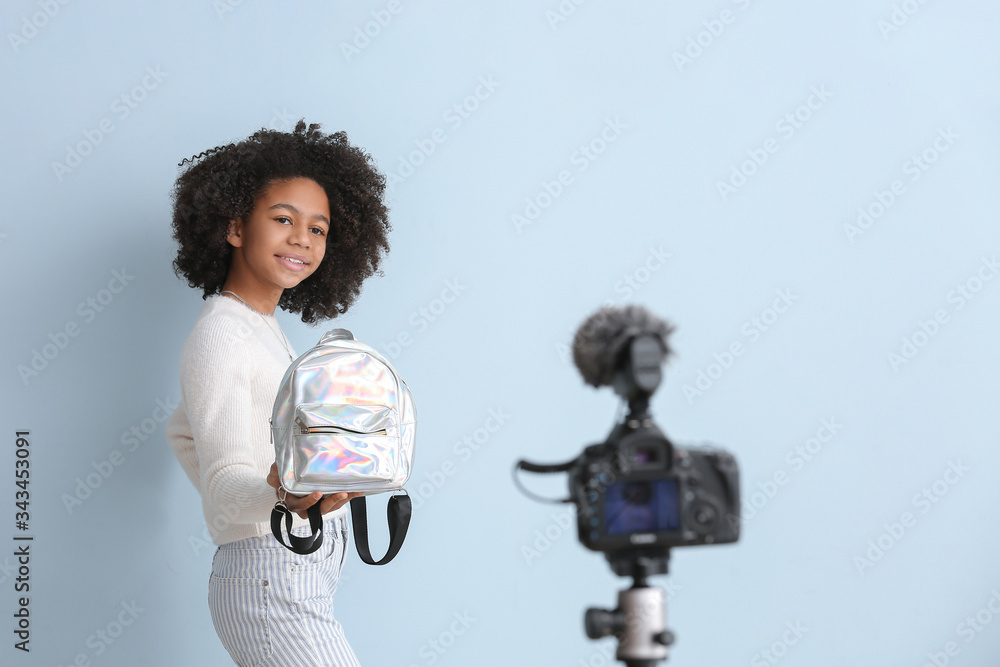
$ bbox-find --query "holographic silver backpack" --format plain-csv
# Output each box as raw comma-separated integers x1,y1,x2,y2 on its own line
269,328,415,565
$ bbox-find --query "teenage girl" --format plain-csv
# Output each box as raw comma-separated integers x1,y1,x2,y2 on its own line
165,119,392,666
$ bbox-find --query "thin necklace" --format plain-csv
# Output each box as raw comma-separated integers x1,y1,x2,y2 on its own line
221,290,294,362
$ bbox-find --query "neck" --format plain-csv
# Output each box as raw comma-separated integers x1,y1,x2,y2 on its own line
220,275,281,316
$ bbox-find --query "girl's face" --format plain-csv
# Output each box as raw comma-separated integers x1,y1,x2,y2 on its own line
226,177,330,296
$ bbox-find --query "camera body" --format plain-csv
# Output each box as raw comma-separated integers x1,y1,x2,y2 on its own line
569,423,740,553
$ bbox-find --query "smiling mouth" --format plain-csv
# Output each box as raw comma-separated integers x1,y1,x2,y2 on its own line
276,255,308,270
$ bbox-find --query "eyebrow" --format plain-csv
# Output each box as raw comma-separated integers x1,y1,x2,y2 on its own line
269,203,330,226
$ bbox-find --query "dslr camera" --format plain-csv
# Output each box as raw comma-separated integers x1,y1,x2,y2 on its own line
569,429,739,554
516,305,740,576
514,305,741,664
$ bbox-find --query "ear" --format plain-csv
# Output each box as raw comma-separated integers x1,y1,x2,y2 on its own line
226,218,244,248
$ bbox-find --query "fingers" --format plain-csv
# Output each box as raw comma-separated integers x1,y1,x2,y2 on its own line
266,462,279,490
318,492,364,515
321,493,349,514
286,491,323,519
285,491,364,519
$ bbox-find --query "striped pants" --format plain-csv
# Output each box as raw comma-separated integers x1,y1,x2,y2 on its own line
208,513,362,666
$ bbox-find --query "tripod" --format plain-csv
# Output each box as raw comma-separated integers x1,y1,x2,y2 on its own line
584,549,675,667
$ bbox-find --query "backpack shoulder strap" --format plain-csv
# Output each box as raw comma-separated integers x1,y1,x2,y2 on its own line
349,494,412,566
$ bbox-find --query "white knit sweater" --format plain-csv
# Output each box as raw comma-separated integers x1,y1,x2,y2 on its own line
165,294,346,545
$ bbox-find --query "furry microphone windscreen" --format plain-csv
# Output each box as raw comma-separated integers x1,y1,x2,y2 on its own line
572,305,675,388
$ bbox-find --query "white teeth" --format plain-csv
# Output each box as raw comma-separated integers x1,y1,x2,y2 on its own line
283,257,304,264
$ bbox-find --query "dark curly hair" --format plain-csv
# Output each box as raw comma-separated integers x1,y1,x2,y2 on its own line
170,119,391,324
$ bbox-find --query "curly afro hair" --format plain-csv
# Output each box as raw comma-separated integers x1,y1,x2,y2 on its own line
170,119,391,325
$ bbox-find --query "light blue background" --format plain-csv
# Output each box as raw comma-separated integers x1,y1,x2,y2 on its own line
2,0,999,665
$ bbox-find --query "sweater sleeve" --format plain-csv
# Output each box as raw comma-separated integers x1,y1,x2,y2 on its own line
181,315,277,525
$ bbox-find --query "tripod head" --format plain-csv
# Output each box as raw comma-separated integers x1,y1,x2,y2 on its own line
585,550,675,667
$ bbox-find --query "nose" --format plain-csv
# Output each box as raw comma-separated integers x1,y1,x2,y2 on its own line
289,222,312,247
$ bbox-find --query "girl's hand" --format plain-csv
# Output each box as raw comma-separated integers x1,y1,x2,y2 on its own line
267,462,363,519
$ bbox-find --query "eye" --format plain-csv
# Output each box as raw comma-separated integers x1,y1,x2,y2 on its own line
275,216,292,225
310,226,326,236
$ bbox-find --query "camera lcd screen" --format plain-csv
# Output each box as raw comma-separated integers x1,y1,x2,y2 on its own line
604,479,681,535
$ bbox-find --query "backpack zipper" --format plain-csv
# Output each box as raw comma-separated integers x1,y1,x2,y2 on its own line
295,417,387,436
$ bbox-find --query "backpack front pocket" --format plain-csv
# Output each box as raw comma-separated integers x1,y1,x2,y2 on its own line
292,403,398,487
